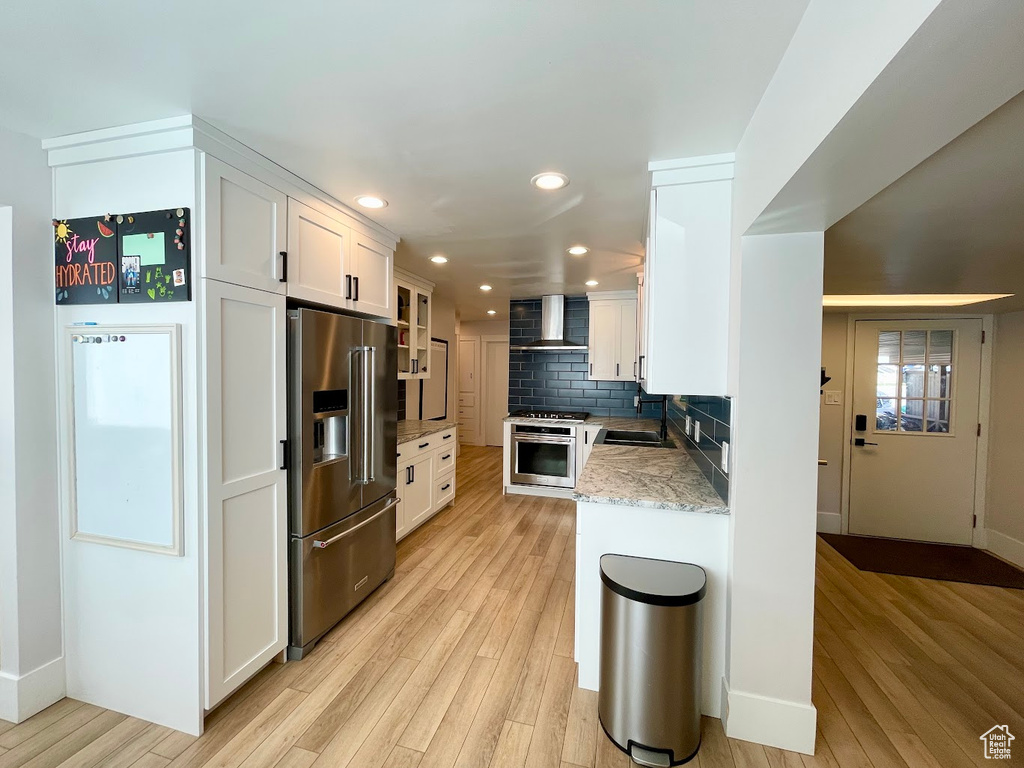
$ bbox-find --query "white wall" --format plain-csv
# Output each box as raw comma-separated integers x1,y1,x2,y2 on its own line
986,311,1024,566
817,314,849,528
725,232,822,754
54,150,203,734
0,126,64,722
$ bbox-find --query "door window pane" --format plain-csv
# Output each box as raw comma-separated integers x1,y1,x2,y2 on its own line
874,328,956,435
900,399,924,432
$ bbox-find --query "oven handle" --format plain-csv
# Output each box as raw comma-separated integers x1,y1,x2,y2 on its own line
512,434,577,446
313,497,399,549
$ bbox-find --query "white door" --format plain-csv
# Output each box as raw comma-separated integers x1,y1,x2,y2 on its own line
484,340,510,447
286,199,350,308
588,302,618,380
458,338,480,444
403,453,435,532
848,319,983,544
350,233,392,318
202,280,288,708
202,156,287,293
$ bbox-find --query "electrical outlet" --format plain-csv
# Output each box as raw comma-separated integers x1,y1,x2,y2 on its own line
694,421,701,443
721,441,730,474
685,415,692,436
824,390,842,406
634,395,640,408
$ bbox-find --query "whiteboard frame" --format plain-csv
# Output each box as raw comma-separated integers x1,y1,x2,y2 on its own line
63,323,184,556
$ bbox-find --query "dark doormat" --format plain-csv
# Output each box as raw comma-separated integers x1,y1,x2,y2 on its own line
819,533,1024,589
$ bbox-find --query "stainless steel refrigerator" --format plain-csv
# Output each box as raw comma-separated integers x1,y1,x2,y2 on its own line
287,308,398,659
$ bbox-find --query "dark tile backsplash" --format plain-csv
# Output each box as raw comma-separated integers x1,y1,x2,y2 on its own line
669,396,731,503
397,380,406,421
507,297,662,419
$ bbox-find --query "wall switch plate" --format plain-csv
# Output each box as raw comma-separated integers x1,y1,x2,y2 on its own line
634,395,640,408
721,441,729,473
685,415,692,436
694,421,701,443
824,390,842,406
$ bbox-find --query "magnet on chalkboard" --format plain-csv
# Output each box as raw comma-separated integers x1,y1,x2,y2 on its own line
176,208,184,217
116,215,124,224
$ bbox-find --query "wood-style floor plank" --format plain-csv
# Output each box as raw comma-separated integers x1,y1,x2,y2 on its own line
1,446,1020,768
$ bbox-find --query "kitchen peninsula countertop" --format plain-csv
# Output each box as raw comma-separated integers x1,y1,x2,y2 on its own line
397,419,459,444
573,443,729,514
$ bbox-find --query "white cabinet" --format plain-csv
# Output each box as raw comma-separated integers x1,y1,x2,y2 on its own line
202,156,287,293
350,233,393,318
394,269,434,380
396,427,458,540
577,424,602,477
587,292,637,382
458,338,480,444
286,199,350,308
641,155,734,395
202,279,287,709
400,452,434,534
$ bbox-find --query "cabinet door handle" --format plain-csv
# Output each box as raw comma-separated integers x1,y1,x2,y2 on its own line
411,465,415,483
354,276,360,302
634,361,637,379
346,275,352,300
638,355,645,379
590,363,593,375
279,251,288,283
280,439,288,470
616,363,620,377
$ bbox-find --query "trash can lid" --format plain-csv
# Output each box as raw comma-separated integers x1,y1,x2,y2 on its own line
600,554,707,606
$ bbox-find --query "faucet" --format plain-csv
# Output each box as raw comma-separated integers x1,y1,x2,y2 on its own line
636,384,669,440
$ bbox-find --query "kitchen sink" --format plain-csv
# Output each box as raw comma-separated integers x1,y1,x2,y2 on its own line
597,429,676,449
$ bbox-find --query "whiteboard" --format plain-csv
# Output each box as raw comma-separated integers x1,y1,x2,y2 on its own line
65,324,183,555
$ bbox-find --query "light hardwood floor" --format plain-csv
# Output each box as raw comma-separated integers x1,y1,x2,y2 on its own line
2,446,1022,768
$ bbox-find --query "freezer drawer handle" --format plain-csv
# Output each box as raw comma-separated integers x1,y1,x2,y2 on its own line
313,498,400,549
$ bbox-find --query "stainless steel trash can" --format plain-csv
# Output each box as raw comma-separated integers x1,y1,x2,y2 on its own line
598,554,706,767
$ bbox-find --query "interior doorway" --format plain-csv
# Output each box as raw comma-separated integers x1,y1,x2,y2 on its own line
482,336,509,447
847,318,984,545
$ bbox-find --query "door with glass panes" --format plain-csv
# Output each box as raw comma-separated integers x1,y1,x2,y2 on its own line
849,319,983,544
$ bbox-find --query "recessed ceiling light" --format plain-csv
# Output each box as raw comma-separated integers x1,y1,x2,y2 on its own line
487,310,497,316
531,172,569,191
822,293,1013,307
480,284,492,292
430,255,448,264
354,195,387,209
585,280,599,287
567,245,589,256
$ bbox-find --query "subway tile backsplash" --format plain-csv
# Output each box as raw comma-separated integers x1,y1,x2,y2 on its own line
508,297,661,419
669,395,731,503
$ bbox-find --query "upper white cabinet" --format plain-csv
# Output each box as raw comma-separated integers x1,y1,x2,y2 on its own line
202,156,287,293
640,155,733,396
587,291,637,382
350,233,393,318
286,199,351,308
394,269,434,380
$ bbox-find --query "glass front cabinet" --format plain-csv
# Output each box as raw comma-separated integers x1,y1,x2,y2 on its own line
394,268,433,380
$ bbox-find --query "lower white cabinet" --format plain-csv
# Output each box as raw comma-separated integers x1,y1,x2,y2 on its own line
396,427,458,540
202,279,288,709
577,424,602,477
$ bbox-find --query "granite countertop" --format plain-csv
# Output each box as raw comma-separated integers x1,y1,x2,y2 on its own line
584,415,664,432
397,419,459,444
573,444,729,515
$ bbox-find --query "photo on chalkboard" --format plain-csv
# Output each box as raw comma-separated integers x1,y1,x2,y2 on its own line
117,208,191,303
54,216,118,304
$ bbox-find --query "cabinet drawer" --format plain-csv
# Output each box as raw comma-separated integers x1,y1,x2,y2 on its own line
435,472,456,510
435,445,456,477
458,420,478,441
459,393,477,407
398,435,437,463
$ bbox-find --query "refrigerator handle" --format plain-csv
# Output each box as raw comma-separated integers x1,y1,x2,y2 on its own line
363,345,375,484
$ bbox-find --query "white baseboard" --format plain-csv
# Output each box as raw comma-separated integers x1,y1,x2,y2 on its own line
986,528,1024,570
0,656,66,723
816,511,841,534
722,680,817,755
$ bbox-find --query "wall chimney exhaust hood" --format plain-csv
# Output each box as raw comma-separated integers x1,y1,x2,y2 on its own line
510,295,588,352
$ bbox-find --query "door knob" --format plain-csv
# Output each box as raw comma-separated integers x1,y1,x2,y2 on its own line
853,438,878,447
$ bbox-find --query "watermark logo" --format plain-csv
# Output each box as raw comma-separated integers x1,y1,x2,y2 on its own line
980,725,1014,760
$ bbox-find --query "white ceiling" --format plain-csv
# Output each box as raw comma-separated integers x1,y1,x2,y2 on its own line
825,89,1024,314
0,1,811,320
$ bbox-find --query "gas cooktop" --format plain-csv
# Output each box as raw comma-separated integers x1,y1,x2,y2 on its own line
510,409,589,422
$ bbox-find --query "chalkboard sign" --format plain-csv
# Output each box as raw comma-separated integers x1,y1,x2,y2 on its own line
54,217,119,304
118,208,191,303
